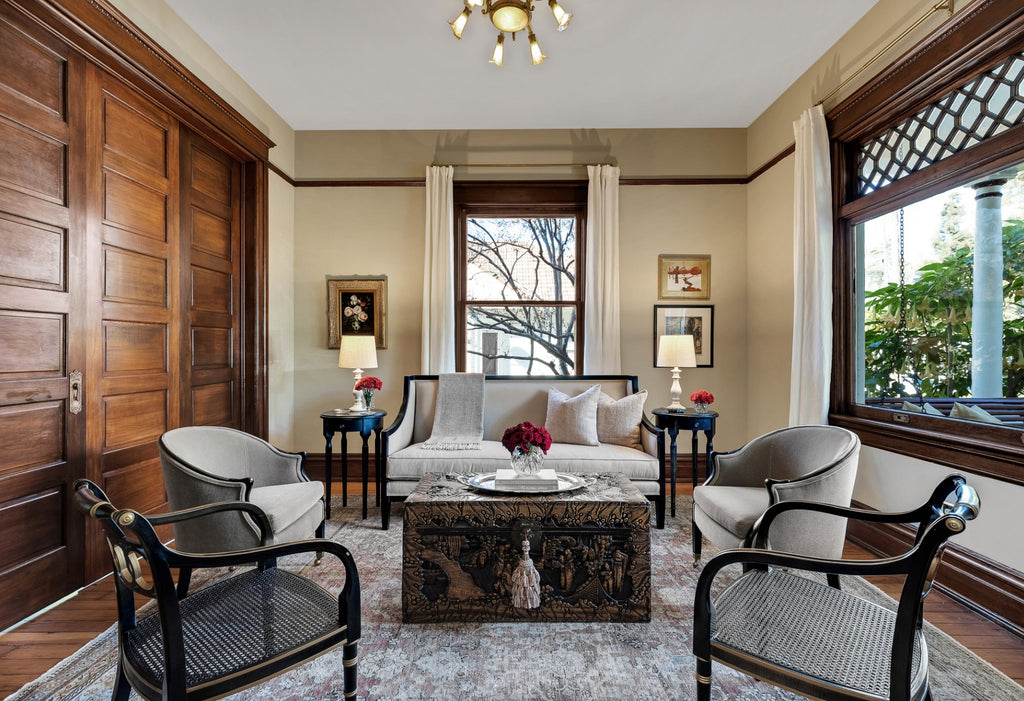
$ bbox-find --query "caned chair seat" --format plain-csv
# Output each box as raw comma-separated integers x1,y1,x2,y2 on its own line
125,569,345,692
712,569,924,699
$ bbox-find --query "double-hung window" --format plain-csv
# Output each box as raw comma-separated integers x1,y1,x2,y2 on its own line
454,182,586,375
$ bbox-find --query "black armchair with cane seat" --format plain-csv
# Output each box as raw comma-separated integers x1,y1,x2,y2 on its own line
74,479,360,701
693,474,980,701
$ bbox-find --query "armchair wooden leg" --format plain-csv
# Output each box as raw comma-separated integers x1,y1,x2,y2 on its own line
343,640,359,698
113,658,131,701
175,567,192,599
315,521,325,565
381,497,390,530
696,657,712,701
693,522,703,567
827,573,841,589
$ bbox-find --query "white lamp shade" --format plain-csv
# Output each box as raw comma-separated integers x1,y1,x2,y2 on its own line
657,334,697,368
338,335,378,370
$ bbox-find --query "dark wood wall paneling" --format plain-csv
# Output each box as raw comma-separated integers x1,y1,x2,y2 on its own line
0,0,271,628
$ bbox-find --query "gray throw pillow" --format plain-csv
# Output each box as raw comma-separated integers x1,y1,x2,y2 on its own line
597,390,647,447
545,385,601,446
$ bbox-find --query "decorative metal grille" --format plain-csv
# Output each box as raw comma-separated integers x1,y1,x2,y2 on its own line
856,52,1024,195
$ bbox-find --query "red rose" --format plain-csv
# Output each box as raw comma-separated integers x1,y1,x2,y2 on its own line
501,421,552,454
355,375,383,391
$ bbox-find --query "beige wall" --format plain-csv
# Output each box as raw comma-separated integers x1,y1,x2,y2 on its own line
745,0,1024,571
291,129,749,454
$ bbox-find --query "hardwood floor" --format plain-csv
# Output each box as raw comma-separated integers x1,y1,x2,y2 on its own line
2,484,1022,697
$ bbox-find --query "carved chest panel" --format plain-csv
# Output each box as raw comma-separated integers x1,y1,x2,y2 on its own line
402,473,651,623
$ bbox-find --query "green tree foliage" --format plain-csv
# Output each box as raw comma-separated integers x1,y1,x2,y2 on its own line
864,219,1024,399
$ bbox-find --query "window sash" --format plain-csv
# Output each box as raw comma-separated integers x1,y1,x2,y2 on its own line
830,4,1024,486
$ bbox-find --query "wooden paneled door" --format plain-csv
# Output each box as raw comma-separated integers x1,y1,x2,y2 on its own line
0,12,85,631
180,130,242,429
80,66,182,580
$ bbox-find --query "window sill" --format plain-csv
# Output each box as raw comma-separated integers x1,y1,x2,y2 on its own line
831,410,1024,487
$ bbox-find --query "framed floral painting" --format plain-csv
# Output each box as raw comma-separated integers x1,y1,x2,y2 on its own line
327,275,387,349
658,254,710,299
653,304,713,367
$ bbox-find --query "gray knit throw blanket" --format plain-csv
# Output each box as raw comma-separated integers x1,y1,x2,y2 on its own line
422,373,485,450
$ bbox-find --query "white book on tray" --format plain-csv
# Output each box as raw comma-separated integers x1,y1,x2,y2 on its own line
494,468,559,490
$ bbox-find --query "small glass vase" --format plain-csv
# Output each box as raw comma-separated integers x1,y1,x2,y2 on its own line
693,402,710,414
510,445,545,475
362,391,375,410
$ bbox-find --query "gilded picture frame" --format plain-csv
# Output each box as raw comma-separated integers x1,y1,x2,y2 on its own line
653,304,714,367
327,275,387,349
658,254,711,300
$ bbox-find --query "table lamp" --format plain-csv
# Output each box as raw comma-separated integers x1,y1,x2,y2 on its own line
338,335,378,412
657,334,697,411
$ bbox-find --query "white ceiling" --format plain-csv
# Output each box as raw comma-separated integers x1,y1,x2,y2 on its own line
163,0,880,131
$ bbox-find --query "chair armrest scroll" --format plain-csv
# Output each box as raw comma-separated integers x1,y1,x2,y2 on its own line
747,499,927,550
147,501,273,545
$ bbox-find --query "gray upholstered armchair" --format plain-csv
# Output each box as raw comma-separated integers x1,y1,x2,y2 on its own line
158,426,325,556
692,425,860,568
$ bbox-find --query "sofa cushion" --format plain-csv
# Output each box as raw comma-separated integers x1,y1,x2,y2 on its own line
387,440,660,480
545,384,601,445
692,485,770,539
597,390,646,447
901,400,943,416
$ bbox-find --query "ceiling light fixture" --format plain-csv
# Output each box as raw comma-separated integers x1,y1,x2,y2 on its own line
448,0,571,66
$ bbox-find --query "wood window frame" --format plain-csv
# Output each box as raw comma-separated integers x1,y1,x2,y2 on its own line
828,0,1024,486
453,181,588,374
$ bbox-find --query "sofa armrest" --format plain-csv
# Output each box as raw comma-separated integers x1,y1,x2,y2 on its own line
383,377,418,453
639,415,663,458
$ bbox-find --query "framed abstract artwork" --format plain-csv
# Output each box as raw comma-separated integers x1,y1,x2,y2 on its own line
327,275,387,349
658,254,711,299
653,304,714,367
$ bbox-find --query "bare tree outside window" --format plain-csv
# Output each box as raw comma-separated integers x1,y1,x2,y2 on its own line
465,217,578,375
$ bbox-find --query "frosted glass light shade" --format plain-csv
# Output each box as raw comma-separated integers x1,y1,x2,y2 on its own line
657,334,697,368
548,0,572,30
529,31,547,65
489,1,530,32
338,335,378,370
449,8,471,39
490,33,505,66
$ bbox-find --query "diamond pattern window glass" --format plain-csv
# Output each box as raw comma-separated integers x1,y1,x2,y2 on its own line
857,52,1024,195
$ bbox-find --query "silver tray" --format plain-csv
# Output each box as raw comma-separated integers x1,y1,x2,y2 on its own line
460,472,590,495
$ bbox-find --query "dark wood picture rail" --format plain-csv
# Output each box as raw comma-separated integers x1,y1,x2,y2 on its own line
267,144,796,189
847,500,1024,639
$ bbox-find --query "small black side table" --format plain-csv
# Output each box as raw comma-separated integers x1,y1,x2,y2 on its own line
321,409,387,520
652,408,718,518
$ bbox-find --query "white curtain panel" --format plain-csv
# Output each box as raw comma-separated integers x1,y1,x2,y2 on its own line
422,165,456,373
789,105,833,425
584,164,622,374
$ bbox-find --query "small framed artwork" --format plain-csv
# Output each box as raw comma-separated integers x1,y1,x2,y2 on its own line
327,275,387,349
653,305,714,367
658,254,711,299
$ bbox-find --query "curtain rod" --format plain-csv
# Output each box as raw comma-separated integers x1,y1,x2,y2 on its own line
434,163,611,168
816,0,955,107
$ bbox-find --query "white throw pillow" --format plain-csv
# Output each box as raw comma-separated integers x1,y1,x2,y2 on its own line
545,385,601,446
597,390,647,447
950,402,1001,424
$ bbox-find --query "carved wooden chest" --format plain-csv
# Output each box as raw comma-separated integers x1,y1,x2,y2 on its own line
402,472,651,623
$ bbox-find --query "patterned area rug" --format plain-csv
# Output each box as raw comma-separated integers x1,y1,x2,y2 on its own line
11,499,1024,700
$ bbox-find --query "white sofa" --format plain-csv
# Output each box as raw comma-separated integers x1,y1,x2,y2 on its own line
381,375,666,529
